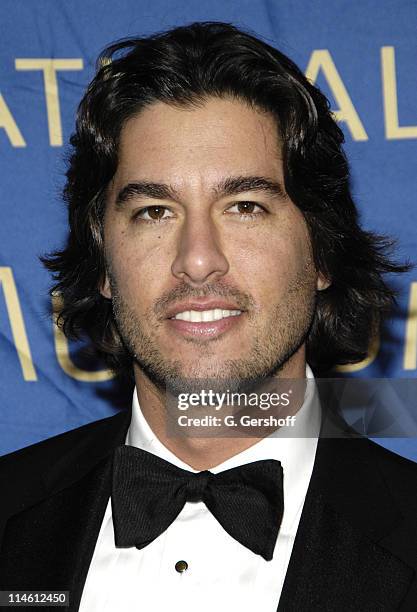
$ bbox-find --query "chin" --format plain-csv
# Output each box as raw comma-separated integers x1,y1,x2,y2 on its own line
175,363,225,379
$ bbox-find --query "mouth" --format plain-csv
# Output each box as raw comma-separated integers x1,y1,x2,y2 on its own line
172,308,242,322
164,301,246,339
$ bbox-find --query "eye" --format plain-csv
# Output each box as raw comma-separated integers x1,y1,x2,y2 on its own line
226,201,266,216
133,206,174,222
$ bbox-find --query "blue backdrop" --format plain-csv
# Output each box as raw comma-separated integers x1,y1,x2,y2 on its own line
0,1,416,458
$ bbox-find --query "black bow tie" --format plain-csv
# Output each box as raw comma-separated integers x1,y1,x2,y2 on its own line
111,445,284,561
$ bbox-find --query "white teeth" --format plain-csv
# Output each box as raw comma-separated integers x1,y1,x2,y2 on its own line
190,311,201,323
173,309,242,322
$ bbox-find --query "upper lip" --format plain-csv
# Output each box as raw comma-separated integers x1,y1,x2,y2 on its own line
165,299,244,319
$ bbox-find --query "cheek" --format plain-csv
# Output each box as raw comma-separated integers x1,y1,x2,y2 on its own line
106,228,170,308
224,220,315,304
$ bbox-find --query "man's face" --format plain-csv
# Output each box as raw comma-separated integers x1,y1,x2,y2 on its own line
102,97,327,391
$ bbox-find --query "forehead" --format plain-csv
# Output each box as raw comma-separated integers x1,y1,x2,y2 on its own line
113,97,283,191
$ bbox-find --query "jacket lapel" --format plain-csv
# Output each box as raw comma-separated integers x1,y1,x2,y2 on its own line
2,401,416,611
278,432,415,611
0,409,131,612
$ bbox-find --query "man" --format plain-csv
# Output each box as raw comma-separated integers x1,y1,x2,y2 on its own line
1,21,416,611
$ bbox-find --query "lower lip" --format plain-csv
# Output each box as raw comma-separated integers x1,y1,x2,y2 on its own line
166,313,244,338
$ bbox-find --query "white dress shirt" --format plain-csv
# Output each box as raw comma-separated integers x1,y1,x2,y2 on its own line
80,366,321,612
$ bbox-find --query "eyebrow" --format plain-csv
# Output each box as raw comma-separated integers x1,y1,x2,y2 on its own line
114,175,288,207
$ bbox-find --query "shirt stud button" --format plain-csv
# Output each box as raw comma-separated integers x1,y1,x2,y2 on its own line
175,560,188,573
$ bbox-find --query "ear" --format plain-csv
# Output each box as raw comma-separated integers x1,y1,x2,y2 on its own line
100,274,112,300
317,271,331,291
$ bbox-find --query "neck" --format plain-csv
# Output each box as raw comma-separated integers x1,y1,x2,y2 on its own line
133,349,307,471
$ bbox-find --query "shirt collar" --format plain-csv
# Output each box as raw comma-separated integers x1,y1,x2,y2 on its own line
127,365,321,517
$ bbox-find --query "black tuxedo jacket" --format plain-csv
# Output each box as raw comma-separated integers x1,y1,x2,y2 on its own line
1,405,417,611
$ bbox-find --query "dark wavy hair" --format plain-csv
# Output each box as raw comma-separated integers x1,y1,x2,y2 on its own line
42,21,408,375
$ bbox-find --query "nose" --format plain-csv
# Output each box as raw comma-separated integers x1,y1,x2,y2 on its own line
171,213,229,286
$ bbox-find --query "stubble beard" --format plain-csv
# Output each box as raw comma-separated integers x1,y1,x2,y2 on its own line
108,270,317,396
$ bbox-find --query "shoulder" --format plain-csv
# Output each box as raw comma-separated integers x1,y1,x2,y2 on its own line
314,429,417,526
0,410,130,520
366,439,417,512
0,410,129,467
319,402,417,508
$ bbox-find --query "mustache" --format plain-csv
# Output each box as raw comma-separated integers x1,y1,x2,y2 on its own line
153,281,255,318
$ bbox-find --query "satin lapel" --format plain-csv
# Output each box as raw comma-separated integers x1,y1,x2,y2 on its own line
0,456,112,612
278,435,415,611
0,409,131,612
